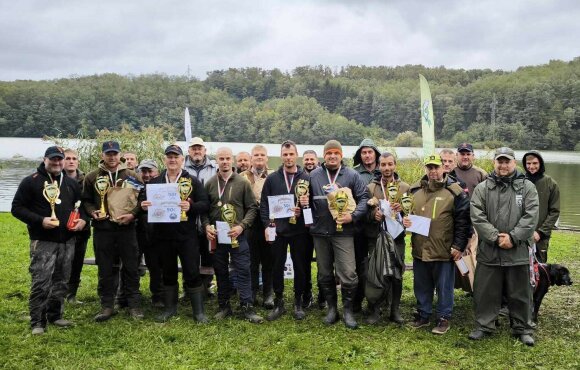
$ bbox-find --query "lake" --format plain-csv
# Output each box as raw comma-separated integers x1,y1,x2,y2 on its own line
1,138,579,229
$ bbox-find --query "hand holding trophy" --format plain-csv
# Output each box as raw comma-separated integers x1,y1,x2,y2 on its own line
178,177,193,221
400,192,414,217
290,179,309,224
94,176,110,220
42,180,61,226
334,190,349,232
221,204,239,248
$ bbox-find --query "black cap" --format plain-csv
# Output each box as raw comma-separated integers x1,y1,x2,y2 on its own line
102,141,121,153
44,146,65,159
165,144,183,156
457,143,473,153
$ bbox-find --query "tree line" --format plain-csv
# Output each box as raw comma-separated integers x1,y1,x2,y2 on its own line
0,58,578,150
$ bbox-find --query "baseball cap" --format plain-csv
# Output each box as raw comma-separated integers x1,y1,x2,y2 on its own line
457,143,474,153
102,141,121,153
424,154,443,166
137,159,158,170
44,146,65,159
494,147,515,160
165,144,183,155
189,137,205,147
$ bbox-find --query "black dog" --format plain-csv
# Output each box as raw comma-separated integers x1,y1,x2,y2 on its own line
533,263,573,322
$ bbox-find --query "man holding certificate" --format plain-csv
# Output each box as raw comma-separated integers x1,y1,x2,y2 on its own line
202,147,262,323
403,155,470,335
141,145,210,323
260,140,312,321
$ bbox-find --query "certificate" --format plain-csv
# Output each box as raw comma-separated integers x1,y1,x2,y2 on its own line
268,194,295,219
216,221,232,244
147,183,181,223
407,215,431,237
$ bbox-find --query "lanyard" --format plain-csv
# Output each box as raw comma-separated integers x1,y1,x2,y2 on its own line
325,165,341,186
47,172,64,189
217,172,232,202
380,177,387,199
165,170,182,183
107,168,119,187
284,171,295,194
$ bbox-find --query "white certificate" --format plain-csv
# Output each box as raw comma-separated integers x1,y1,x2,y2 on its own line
268,194,295,219
216,221,232,244
385,217,405,239
303,208,313,225
147,183,181,223
407,215,431,237
379,199,391,219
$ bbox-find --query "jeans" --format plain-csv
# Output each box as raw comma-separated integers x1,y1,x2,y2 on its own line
213,235,252,306
413,259,455,320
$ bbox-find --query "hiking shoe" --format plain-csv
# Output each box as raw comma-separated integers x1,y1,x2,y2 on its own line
409,317,430,329
31,327,45,335
214,306,233,320
66,295,84,305
263,293,275,309
129,308,144,320
431,318,450,335
94,308,116,322
302,294,314,309
518,334,534,346
469,329,490,340
50,319,74,327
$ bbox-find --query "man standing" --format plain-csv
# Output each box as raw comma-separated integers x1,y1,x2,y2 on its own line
302,150,319,174
307,140,369,329
260,140,312,321
122,152,138,171
12,146,87,335
203,147,263,323
451,143,487,197
364,152,410,324
136,159,163,307
82,141,144,321
142,145,210,322
240,145,275,308
404,155,470,335
439,148,457,175
522,150,560,263
352,138,381,312
183,137,218,297
236,151,251,173
469,147,539,346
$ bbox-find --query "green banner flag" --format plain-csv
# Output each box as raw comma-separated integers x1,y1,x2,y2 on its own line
419,74,435,156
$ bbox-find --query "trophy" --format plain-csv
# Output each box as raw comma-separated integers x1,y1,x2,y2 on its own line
221,204,239,248
290,179,309,224
178,177,193,221
400,192,414,217
94,176,110,219
387,182,400,220
334,189,349,232
42,180,61,226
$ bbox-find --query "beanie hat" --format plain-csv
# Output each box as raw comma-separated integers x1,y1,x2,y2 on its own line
324,140,342,155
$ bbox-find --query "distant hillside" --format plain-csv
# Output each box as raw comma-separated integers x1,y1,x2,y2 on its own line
0,58,578,150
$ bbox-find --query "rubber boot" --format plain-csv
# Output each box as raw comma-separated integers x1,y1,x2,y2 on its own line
241,303,264,324
322,285,339,325
294,296,306,320
188,286,208,323
156,285,178,322
267,295,286,321
341,287,358,329
389,279,404,324
263,289,275,309
366,301,381,325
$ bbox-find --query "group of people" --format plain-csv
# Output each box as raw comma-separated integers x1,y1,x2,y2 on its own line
12,137,560,346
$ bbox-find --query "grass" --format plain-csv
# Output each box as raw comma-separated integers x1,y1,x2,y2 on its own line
1,213,578,369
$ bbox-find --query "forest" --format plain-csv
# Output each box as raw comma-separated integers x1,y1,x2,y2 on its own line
0,58,578,150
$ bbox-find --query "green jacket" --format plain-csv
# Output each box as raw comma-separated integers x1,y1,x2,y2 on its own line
470,171,539,266
365,173,410,240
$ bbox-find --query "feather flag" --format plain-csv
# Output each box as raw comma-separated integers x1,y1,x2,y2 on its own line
184,107,192,144
419,74,435,156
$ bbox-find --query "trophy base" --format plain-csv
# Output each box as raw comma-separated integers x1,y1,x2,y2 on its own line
181,216,188,222
94,214,108,221
231,238,239,248
49,219,60,227
336,224,343,232
289,217,297,225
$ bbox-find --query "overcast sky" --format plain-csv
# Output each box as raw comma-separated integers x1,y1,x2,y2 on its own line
1,0,578,81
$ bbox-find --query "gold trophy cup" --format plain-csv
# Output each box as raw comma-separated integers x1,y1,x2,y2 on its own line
178,177,193,221
290,179,310,224
386,182,400,220
400,192,414,217
221,204,239,248
42,181,61,226
334,190,349,232
94,176,110,219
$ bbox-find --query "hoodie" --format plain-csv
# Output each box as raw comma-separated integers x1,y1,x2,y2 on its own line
353,138,381,185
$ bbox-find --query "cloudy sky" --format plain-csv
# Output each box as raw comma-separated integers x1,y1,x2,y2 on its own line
1,0,578,81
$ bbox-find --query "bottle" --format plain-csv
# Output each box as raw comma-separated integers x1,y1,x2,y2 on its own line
266,219,276,243
209,225,217,253
67,201,81,231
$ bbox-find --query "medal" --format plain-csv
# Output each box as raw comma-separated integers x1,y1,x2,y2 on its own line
217,173,232,209
217,201,222,207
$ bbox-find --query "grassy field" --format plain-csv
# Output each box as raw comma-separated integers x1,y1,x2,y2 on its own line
0,213,578,369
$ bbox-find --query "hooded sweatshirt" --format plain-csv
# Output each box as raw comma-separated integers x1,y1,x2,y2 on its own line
353,138,381,185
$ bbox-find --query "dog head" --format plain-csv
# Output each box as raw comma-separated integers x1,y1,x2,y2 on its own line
549,264,573,286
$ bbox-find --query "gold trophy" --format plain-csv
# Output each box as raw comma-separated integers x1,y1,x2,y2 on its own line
386,182,400,220
221,204,239,248
178,177,193,221
290,179,309,224
334,190,349,232
94,176,110,219
400,192,414,217
42,181,61,226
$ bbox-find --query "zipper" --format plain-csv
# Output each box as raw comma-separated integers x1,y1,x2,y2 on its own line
432,199,438,219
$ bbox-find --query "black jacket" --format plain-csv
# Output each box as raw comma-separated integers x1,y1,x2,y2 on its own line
12,163,87,243
146,170,210,241
260,166,310,237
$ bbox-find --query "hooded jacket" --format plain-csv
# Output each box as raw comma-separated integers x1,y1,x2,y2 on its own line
260,165,310,236
409,174,471,261
12,163,87,243
184,155,217,186
470,170,539,266
82,161,142,230
522,151,560,239
365,172,410,240
353,138,381,185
